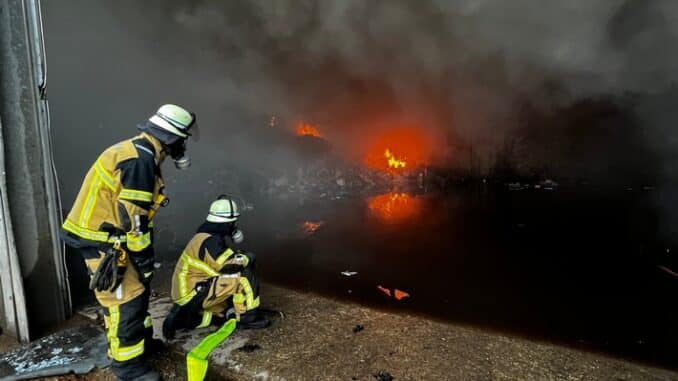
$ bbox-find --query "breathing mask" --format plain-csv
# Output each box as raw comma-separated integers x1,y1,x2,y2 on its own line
166,139,191,170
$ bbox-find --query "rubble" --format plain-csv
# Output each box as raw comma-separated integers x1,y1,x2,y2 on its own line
0,326,108,380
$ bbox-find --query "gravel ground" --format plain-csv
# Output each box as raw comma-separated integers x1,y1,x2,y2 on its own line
2,283,678,381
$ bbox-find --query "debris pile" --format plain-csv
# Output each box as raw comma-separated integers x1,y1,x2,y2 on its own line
0,326,108,379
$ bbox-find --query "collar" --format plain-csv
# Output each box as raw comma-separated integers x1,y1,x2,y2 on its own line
139,132,164,159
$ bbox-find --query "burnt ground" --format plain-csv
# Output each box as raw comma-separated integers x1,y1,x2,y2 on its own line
3,283,677,381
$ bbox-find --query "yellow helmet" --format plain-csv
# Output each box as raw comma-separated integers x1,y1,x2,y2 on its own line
206,197,240,223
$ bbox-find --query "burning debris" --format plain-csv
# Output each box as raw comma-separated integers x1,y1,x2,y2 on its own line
301,221,324,236
394,289,410,301
377,286,411,301
364,128,430,172
377,285,391,297
384,149,406,169
296,121,322,138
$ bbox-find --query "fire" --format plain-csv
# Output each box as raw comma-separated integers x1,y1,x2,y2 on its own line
296,122,322,138
301,221,324,235
367,192,422,222
384,149,406,169
364,127,428,171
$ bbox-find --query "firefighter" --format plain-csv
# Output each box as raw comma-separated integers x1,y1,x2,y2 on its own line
162,195,270,340
61,104,198,381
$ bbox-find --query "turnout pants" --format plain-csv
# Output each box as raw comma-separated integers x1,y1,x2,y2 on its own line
164,252,260,335
79,246,154,381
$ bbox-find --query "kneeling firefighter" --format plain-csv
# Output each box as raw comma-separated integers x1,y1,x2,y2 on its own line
163,196,270,340
61,104,198,381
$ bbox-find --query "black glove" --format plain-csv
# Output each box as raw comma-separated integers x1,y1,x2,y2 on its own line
129,249,155,284
89,247,126,292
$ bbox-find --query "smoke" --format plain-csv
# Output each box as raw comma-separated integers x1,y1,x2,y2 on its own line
95,0,678,177
43,0,678,252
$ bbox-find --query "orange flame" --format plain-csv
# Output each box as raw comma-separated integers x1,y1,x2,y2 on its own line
368,192,422,222
296,122,322,138
384,149,406,169
364,128,428,171
301,221,323,235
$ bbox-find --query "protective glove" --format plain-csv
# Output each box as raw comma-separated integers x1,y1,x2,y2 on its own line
129,248,155,284
89,247,126,292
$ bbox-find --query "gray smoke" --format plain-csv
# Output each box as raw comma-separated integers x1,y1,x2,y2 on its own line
43,0,678,251
97,0,678,176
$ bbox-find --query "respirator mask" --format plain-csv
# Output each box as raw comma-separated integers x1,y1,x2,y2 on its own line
227,221,244,244
166,139,190,170
231,228,244,244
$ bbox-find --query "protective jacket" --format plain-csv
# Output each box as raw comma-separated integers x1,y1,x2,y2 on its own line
61,132,166,254
171,223,258,317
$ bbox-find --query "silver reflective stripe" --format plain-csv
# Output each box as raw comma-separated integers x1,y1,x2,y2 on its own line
134,144,154,156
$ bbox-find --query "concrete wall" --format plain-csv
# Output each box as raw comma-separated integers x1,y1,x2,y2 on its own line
0,0,69,339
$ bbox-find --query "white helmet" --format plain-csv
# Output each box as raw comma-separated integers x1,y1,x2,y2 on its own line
148,104,196,139
206,198,240,223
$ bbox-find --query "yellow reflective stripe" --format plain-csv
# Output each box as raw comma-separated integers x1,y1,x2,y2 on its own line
94,160,115,191
83,179,103,227
181,253,219,277
215,248,235,266
251,296,260,309
126,231,151,252
62,220,110,242
196,311,212,328
233,294,245,305
178,258,191,298
143,271,153,278
176,289,197,306
114,339,145,361
107,306,121,359
119,188,153,202
239,277,255,309
78,177,101,226
107,306,145,361
144,315,153,328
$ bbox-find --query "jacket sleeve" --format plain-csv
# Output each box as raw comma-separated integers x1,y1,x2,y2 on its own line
202,236,237,272
116,151,157,253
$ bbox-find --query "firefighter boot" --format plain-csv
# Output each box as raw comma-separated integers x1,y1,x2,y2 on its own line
237,309,270,330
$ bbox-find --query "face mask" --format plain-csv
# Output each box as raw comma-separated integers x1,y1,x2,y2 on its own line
231,229,244,244
174,155,191,170
225,221,243,244
165,140,190,170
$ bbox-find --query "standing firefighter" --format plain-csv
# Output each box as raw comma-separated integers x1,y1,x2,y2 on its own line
163,195,269,340
61,104,198,381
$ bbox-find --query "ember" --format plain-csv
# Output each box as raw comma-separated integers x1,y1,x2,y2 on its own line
368,192,422,222
301,221,324,235
296,122,322,138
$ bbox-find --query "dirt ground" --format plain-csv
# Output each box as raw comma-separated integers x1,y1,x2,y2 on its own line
2,283,678,381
